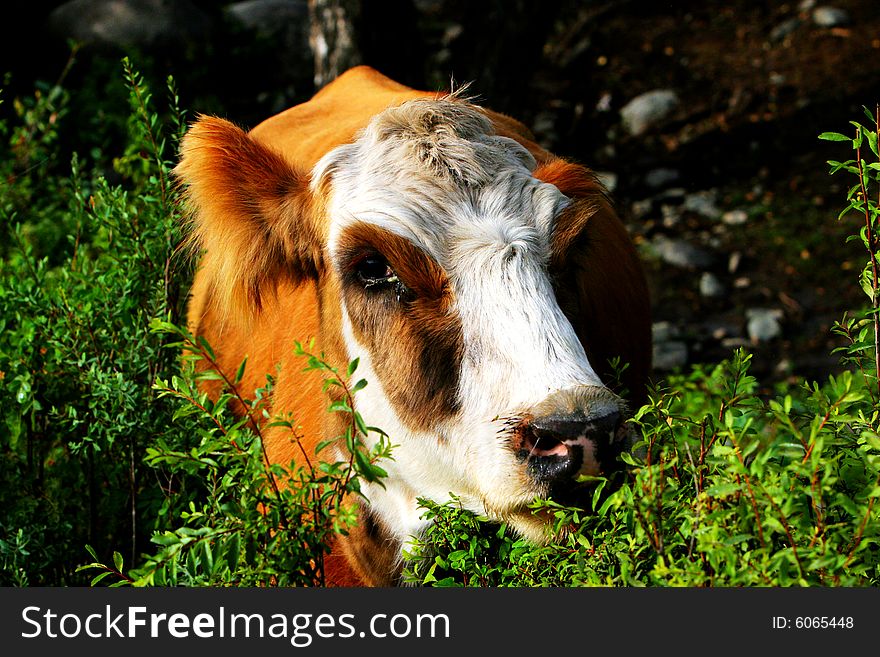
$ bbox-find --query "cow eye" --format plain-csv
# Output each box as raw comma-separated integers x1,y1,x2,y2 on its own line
354,254,399,288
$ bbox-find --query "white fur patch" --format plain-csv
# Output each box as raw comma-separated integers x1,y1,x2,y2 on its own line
314,97,618,545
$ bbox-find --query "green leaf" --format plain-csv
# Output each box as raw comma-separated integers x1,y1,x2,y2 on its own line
706,483,740,498
315,438,337,455
90,571,113,586
197,335,216,360
818,132,851,142
867,130,879,157
234,357,248,384
328,400,352,414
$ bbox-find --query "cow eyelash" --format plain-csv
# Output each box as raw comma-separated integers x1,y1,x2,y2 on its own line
354,254,404,291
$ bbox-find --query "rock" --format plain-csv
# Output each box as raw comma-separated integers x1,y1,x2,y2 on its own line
631,199,653,219
769,72,787,86
770,17,802,42
746,308,783,343
595,171,618,193
703,319,740,340
699,272,725,298
728,251,743,273
721,337,750,350
812,6,850,27
620,89,679,136
653,341,688,370
48,0,210,48
227,0,308,34
775,359,793,375
661,204,681,227
413,0,445,12
650,235,715,269
645,168,681,189
652,322,687,370
655,187,687,203
683,190,721,220
652,321,679,343
225,0,312,110
722,209,748,226
595,92,613,113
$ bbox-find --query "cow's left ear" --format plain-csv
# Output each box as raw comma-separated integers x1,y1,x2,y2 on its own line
534,158,653,406
175,115,324,319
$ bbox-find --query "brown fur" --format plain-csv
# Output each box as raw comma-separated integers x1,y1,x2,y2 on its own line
176,66,651,587
535,159,652,404
336,222,464,432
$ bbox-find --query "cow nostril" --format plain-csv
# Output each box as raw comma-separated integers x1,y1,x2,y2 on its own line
519,410,624,483
522,427,569,458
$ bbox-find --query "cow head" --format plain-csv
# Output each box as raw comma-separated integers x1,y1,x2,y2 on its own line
177,94,649,550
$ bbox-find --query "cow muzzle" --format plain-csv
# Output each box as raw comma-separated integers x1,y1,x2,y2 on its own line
512,387,633,498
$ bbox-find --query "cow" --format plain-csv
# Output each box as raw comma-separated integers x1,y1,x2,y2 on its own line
175,66,651,586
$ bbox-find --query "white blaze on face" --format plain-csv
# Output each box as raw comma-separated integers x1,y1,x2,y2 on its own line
313,97,613,543
447,184,605,418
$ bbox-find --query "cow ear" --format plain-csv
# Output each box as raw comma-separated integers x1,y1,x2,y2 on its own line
175,115,324,320
534,158,653,406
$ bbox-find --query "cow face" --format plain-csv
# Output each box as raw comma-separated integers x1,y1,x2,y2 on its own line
312,98,632,542
175,96,643,553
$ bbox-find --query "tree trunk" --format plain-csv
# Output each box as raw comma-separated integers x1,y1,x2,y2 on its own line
308,0,362,88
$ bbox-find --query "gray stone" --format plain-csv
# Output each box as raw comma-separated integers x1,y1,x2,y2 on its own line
49,0,210,48
620,89,679,136
683,190,721,220
703,319,740,340
595,171,618,193
769,72,787,86
631,199,653,219
645,168,681,189
653,340,688,371
722,209,749,226
746,308,784,342
227,0,308,33
654,187,687,203
699,272,725,298
728,251,743,273
813,6,850,27
661,204,681,228
770,17,802,42
650,235,715,269
652,321,679,343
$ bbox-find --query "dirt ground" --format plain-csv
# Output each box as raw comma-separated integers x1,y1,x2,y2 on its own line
527,0,880,388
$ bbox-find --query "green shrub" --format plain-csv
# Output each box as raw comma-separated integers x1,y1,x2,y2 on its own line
0,57,189,585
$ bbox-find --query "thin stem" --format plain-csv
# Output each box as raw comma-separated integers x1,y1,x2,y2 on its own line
188,338,288,528
855,136,880,398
